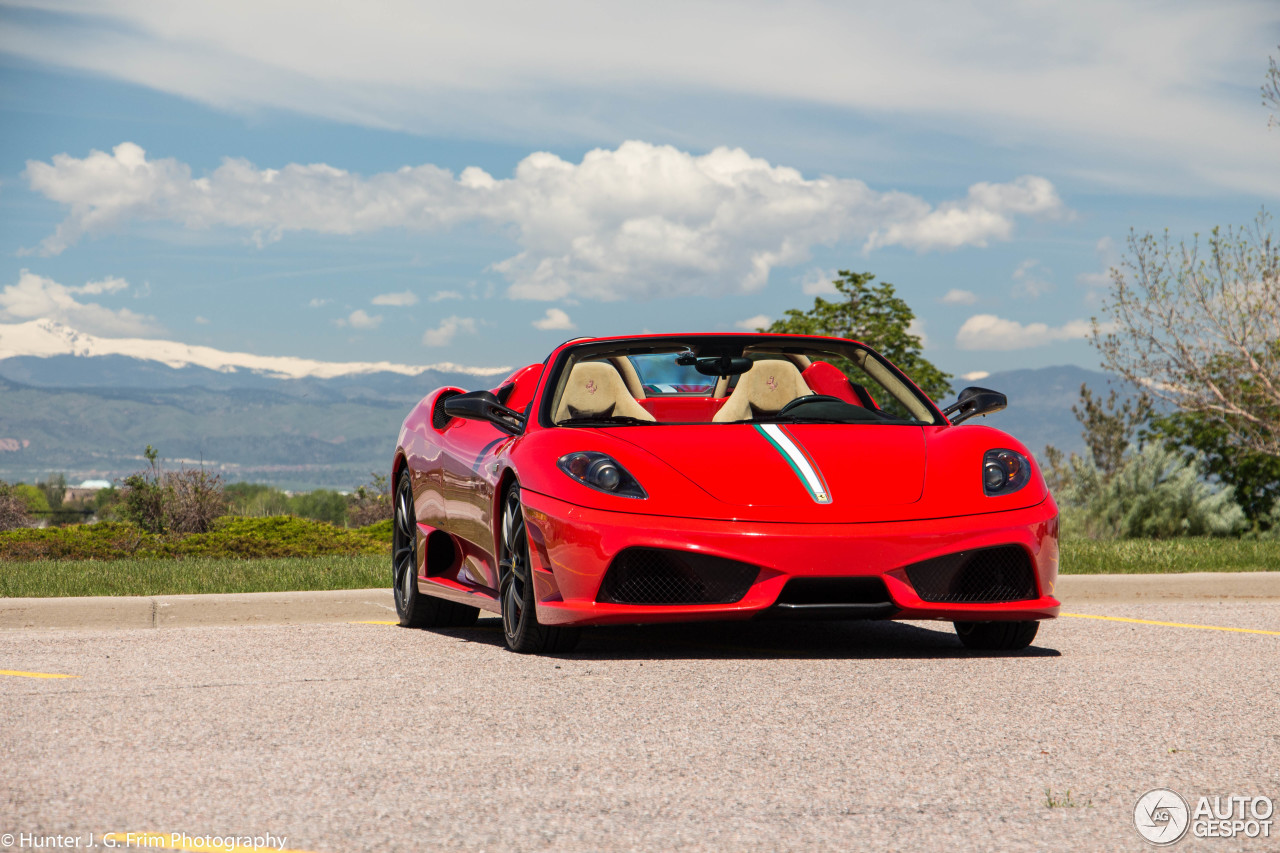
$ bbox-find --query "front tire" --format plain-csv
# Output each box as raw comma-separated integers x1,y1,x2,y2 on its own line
498,484,580,654
953,620,1039,651
393,470,478,629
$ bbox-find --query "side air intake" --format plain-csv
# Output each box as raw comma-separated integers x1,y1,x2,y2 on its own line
597,548,758,605
904,545,1037,603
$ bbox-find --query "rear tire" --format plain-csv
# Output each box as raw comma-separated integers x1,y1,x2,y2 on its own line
953,620,1039,651
393,470,479,629
498,484,581,654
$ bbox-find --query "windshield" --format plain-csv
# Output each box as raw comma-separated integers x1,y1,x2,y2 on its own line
541,335,943,428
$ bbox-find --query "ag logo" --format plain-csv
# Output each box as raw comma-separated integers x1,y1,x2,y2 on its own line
1134,788,1190,845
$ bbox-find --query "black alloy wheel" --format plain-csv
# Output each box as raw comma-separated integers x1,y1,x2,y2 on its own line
953,619,1040,651
392,470,478,629
498,483,580,653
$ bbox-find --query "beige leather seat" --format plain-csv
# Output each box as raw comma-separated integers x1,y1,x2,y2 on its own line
553,361,656,422
711,359,812,422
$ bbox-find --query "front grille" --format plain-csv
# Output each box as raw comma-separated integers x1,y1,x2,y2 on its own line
432,391,459,430
904,545,1037,603
597,548,759,605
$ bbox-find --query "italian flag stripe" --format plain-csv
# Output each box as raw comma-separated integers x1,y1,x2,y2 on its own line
755,423,832,504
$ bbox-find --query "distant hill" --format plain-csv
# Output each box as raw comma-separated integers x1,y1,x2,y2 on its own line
950,365,1145,457
0,343,1139,489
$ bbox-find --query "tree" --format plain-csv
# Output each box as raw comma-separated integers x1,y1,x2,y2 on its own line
1265,45,1279,126
1071,384,1153,479
1090,212,1280,456
1145,411,1280,530
762,270,952,401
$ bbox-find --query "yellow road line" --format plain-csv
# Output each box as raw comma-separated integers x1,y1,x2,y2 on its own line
1062,612,1280,636
0,669,79,679
102,833,319,852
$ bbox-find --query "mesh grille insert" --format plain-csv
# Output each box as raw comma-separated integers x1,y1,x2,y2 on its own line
598,548,759,605
432,391,460,430
904,545,1037,603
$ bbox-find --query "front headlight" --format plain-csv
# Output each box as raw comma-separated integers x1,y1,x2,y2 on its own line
983,448,1031,496
558,452,647,499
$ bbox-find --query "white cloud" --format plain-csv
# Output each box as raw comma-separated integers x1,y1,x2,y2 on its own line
0,269,161,336
194,315,209,325
428,290,463,302
371,290,418,307
24,141,1064,301
799,268,838,296
955,313,1097,351
961,370,991,381
423,315,477,347
308,297,330,308
1011,259,1054,298
941,288,979,305
4,2,1275,195
863,176,1062,252
337,309,381,330
735,314,771,331
531,307,575,330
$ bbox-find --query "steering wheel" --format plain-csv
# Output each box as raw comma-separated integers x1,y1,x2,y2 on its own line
776,395,847,416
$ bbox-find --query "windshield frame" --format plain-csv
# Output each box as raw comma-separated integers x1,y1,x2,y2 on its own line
537,334,946,429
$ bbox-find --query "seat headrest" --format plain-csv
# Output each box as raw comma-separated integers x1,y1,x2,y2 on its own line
553,361,656,423
711,359,811,422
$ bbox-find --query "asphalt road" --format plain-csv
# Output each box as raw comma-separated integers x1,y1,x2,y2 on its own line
2,602,1278,852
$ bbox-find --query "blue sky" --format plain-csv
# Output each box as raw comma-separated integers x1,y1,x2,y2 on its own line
1,1,1277,380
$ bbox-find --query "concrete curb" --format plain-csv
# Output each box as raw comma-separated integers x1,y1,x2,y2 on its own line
1054,571,1280,602
1,573,1277,631
0,588,398,631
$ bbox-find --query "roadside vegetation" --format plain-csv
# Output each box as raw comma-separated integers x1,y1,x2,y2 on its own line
0,554,386,598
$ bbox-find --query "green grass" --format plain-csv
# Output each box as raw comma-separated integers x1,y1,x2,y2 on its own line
0,554,388,598
1061,537,1280,574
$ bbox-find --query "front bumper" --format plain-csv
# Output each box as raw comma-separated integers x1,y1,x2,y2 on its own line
520,490,1060,627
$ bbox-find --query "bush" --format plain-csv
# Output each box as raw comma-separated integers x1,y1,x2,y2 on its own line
119,446,227,534
1057,444,1246,539
347,473,392,527
0,482,33,531
0,516,390,561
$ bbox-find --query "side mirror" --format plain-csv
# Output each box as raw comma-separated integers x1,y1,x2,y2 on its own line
942,386,1007,425
442,390,526,436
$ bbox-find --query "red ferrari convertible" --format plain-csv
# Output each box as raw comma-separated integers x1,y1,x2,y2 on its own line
392,333,1059,653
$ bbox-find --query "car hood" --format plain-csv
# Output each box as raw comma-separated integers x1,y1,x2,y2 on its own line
512,421,1050,523
608,423,926,508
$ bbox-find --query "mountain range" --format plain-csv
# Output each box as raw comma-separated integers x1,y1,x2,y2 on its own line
0,322,1129,490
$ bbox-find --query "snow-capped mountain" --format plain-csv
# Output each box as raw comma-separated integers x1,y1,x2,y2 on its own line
0,319,510,380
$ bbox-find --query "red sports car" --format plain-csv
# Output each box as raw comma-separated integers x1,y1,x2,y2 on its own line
392,333,1059,653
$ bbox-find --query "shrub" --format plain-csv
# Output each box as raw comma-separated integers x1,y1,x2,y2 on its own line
0,482,33,531
347,472,392,527
0,516,389,561
1057,444,1246,539
119,445,227,534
